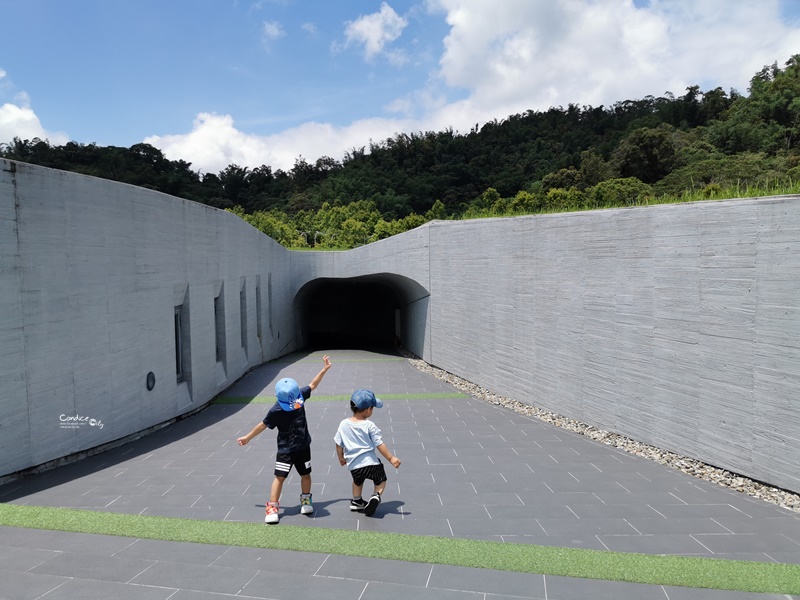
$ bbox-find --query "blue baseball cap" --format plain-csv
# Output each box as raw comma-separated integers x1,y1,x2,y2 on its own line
275,378,304,411
350,389,383,410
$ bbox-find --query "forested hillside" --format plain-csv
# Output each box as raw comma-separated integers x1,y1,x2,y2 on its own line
4,55,800,249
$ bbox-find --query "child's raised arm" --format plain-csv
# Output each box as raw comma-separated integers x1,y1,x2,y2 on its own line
308,355,332,391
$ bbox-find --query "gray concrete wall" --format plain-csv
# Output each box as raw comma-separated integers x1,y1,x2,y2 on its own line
291,197,800,493
413,199,799,494
3,159,799,496
0,160,302,475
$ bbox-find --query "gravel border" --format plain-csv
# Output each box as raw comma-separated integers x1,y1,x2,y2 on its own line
401,351,800,514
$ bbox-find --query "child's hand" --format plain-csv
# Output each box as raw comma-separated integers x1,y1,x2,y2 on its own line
339,457,347,466
322,355,332,369
390,456,401,468
237,437,249,446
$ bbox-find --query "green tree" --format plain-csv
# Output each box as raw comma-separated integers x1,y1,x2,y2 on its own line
542,167,582,191
425,199,448,221
508,190,544,213
579,149,613,186
707,55,800,154
611,124,678,184
545,188,586,211
588,177,652,207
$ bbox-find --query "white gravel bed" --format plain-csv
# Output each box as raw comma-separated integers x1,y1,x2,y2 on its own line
402,352,800,514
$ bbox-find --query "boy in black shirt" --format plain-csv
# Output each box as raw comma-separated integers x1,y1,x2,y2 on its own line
237,355,332,524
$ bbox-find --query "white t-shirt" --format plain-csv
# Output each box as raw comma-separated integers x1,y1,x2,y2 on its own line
334,418,383,471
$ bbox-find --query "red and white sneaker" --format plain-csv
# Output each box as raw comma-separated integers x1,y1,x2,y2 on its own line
265,501,280,524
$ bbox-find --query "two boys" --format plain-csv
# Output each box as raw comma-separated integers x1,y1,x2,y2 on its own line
237,355,401,523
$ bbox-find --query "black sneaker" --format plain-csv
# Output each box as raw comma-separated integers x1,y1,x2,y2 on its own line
364,493,381,516
350,498,368,511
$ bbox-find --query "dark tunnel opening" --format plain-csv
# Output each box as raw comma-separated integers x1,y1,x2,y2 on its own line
298,277,402,352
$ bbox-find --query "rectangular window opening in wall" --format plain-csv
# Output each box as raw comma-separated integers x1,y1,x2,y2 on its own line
214,287,227,367
256,278,263,344
268,273,274,339
174,305,184,382
240,278,247,354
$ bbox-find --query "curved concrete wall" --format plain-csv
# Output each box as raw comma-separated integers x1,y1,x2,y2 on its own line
0,160,303,476
2,159,799,495
291,198,800,495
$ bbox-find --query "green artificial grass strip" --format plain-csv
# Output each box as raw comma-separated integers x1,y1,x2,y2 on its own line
2,504,799,593
214,392,469,404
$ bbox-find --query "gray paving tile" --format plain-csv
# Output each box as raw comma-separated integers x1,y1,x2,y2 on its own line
29,551,155,582
240,570,367,599
712,515,800,536
428,564,546,598
517,491,606,506
357,516,455,536
437,491,524,506
535,517,638,537
210,546,328,573
167,591,270,600
114,539,231,565
693,532,800,554
0,568,69,600
544,575,668,600
360,581,483,600
662,585,793,599
33,578,177,600
129,561,258,594
317,555,432,586
487,504,576,520
647,503,755,519
626,517,732,535
565,503,664,519
447,516,546,536
0,527,138,555
764,551,800,564
0,545,60,572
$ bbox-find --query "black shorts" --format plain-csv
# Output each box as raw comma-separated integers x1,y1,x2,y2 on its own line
351,463,387,487
274,447,312,477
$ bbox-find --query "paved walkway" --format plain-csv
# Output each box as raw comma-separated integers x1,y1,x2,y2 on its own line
1,349,799,599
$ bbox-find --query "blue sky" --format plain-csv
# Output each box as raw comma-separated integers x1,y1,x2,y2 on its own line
2,0,800,174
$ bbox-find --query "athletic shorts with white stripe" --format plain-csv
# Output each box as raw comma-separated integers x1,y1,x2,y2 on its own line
274,447,312,477
351,463,387,486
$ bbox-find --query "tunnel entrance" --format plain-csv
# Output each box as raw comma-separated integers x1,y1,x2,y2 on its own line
294,274,429,353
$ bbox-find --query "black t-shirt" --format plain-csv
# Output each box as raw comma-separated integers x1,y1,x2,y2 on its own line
262,385,312,453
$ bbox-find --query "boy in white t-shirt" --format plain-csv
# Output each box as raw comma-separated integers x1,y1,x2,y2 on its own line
334,389,401,516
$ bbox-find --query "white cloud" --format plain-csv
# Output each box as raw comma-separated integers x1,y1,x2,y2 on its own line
344,2,408,60
0,102,69,146
145,112,417,173
428,0,800,124
0,69,68,146
262,20,286,41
